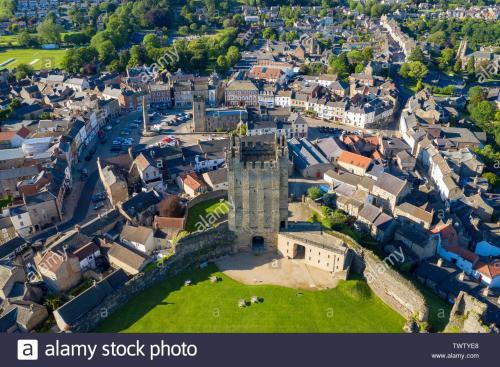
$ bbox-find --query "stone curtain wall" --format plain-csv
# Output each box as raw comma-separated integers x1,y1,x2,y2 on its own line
304,201,428,322
71,222,235,332
186,189,228,209
329,229,428,322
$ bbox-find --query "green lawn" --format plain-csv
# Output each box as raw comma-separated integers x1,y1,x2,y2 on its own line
0,48,67,69
96,264,405,333
0,34,19,47
185,198,230,232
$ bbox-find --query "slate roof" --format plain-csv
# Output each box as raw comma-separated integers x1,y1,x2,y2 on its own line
202,168,228,187
108,242,149,273
0,237,27,260
54,269,128,327
121,190,161,218
374,172,407,197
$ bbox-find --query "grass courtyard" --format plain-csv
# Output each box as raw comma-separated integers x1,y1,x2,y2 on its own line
96,264,405,333
185,198,230,232
0,48,66,69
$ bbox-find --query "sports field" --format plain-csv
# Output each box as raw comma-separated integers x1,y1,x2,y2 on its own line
96,264,405,333
0,48,66,69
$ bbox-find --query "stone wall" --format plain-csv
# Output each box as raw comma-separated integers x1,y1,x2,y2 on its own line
445,291,495,333
330,229,428,322
186,189,228,210
71,222,235,332
304,201,428,322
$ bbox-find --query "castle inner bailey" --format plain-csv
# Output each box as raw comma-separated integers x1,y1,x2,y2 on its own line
227,135,288,250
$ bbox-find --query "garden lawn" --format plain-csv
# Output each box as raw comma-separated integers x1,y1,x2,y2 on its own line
96,264,405,333
0,48,67,69
185,198,230,232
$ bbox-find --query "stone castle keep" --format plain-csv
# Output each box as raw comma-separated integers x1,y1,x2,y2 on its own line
226,135,289,250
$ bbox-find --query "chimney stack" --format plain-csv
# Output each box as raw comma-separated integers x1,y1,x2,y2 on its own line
437,258,443,267
458,272,465,281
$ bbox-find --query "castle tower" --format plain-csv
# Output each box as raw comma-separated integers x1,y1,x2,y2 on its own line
142,95,149,133
192,95,206,132
226,135,289,251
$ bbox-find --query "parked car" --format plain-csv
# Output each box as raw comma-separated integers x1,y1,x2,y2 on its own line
104,125,112,131
120,130,130,136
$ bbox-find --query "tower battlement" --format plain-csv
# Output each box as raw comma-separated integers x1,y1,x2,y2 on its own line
227,135,289,251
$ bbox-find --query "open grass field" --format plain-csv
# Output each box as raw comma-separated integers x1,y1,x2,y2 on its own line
96,264,406,333
185,198,230,232
0,48,66,69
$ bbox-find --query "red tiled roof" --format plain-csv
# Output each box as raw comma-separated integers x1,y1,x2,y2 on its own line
154,216,185,230
475,260,500,279
17,126,31,139
444,245,479,263
181,172,205,191
338,150,372,169
0,131,16,141
431,222,458,246
73,242,99,261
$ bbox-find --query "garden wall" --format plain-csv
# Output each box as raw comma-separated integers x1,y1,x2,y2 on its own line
71,222,235,332
186,190,227,209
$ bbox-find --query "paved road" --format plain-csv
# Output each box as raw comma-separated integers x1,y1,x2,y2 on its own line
29,108,212,242
29,112,144,242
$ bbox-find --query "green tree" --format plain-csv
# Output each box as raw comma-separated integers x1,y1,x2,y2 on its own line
469,101,495,128
399,61,428,81
408,47,425,63
468,86,487,106
307,186,322,200
466,56,475,74
17,31,39,47
437,48,454,71
285,31,298,43
216,55,228,72
95,40,117,64
262,27,276,40
428,31,446,47
346,49,364,66
61,47,97,73
329,53,349,77
14,63,34,80
482,172,498,187
37,16,62,44
226,46,240,66
143,34,161,49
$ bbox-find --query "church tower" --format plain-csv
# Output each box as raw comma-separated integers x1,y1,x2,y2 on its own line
192,95,206,132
